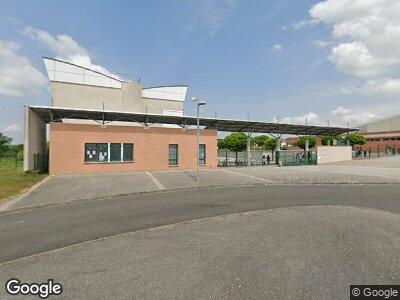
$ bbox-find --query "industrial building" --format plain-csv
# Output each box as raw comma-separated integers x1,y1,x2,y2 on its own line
24,57,355,174
357,115,400,156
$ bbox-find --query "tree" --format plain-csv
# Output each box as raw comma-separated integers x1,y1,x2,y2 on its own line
222,132,248,164
0,132,13,158
320,135,341,146
346,134,367,146
252,135,268,149
217,139,227,149
252,135,277,159
252,135,277,151
295,136,316,150
264,137,277,152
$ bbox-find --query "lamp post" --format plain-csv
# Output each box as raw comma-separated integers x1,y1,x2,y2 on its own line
191,97,206,185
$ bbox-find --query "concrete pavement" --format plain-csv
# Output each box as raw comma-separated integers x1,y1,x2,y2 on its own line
1,205,399,299
6,156,400,210
9,171,159,209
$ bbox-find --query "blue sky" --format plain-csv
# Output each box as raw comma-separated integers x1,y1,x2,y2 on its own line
1,0,400,143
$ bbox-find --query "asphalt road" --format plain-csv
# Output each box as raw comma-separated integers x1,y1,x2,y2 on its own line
1,184,400,264
1,205,399,299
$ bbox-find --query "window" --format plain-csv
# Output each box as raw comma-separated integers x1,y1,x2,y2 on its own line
199,144,206,164
85,143,134,163
85,143,108,162
123,144,134,161
110,143,121,162
169,144,178,165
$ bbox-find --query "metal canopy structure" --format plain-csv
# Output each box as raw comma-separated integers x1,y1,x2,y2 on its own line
28,106,357,136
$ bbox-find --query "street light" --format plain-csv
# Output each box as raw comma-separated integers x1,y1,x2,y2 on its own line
191,97,206,185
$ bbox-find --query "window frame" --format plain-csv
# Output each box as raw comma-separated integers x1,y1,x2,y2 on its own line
169,144,179,166
84,143,134,163
199,144,206,165
123,143,134,162
110,143,122,162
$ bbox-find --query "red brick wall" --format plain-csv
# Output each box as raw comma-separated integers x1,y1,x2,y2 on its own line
49,123,217,174
356,131,400,154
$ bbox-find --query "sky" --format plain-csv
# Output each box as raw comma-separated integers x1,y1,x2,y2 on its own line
1,0,400,143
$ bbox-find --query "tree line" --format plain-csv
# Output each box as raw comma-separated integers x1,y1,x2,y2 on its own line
217,132,367,162
0,132,23,160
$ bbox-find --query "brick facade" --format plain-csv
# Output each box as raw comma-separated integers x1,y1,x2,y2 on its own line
355,131,400,155
49,123,217,174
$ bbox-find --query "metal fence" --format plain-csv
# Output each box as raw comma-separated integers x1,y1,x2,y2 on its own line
275,150,317,166
218,149,274,167
33,152,49,174
353,149,400,159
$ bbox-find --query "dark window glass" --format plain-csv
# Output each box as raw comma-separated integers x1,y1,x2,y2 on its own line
169,144,178,165
85,143,108,162
85,143,98,162
123,144,134,161
110,143,121,162
199,144,206,164
97,144,108,162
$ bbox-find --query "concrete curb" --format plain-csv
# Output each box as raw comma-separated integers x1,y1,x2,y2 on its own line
0,175,52,211
2,181,399,216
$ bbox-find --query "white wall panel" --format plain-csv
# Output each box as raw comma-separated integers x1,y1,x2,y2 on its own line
142,86,187,101
43,57,122,89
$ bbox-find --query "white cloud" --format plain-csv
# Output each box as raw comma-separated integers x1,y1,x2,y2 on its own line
3,123,21,133
288,0,400,104
0,40,47,97
331,106,352,115
272,44,283,53
329,41,386,77
0,123,24,144
23,27,116,76
282,19,320,31
309,0,400,79
178,0,237,36
315,40,331,48
2,123,23,144
330,106,377,126
361,78,400,96
280,112,320,125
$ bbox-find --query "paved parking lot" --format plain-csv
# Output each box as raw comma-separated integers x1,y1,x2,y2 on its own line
5,156,400,210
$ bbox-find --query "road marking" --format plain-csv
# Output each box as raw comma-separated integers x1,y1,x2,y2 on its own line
146,171,165,190
0,176,52,211
220,169,275,183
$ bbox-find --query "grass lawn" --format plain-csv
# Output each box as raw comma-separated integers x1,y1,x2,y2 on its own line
0,158,46,204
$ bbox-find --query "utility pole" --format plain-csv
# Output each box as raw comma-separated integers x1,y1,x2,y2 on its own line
247,113,251,166
191,97,206,185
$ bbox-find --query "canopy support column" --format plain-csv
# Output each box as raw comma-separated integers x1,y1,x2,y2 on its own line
247,136,251,166
24,107,46,171
305,138,309,164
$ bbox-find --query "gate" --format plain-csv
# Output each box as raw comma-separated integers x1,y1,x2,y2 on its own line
275,150,317,166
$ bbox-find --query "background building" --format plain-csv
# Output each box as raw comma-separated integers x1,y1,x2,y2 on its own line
357,114,400,156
